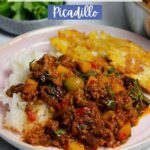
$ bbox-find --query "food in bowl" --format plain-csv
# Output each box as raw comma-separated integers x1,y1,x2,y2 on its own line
51,29,150,93
0,0,64,20
1,29,150,150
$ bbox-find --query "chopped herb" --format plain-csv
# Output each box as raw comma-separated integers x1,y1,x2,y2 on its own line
44,70,50,77
48,92,56,97
79,124,87,130
129,80,142,101
141,95,150,104
106,67,120,77
86,70,98,77
108,67,115,74
135,100,146,111
44,70,53,82
107,99,116,110
74,69,86,79
106,86,115,98
105,86,116,110
54,129,65,136
129,79,150,111
74,70,98,80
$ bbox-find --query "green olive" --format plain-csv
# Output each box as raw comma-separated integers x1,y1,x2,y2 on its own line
64,76,84,91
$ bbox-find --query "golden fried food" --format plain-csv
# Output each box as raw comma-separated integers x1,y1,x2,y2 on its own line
50,29,150,92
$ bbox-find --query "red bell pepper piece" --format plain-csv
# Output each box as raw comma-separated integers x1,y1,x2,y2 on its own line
91,62,98,69
119,132,128,141
27,110,36,122
76,107,90,116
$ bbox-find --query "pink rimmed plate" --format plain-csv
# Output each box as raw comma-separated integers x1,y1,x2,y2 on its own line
0,25,150,150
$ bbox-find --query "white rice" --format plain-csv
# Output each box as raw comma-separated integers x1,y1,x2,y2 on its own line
9,50,46,85
4,94,27,133
1,50,55,133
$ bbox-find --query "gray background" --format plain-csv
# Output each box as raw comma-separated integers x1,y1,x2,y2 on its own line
0,2,149,150
0,2,130,45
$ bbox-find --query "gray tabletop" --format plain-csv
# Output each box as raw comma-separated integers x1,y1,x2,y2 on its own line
0,2,148,150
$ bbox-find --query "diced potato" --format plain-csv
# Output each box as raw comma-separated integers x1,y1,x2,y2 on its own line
68,141,85,150
98,75,110,88
56,65,70,74
103,111,115,120
78,61,92,73
23,79,38,93
30,61,40,71
112,82,125,93
118,122,131,141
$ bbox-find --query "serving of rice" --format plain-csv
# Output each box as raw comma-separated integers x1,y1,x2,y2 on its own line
0,49,59,133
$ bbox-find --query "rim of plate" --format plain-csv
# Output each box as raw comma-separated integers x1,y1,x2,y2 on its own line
0,24,150,50
0,24,150,150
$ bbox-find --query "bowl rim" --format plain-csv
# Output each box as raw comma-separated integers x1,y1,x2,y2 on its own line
136,2,150,13
0,24,150,150
0,14,50,23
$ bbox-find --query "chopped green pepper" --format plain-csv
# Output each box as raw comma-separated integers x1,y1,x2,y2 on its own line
106,86,116,110
129,79,141,101
107,99,116,110
54,129,65,136
86,70,98,77
106,67,120,77
64,76,84,91
107,67,115,74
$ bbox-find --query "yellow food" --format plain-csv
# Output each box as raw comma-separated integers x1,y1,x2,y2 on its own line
78,61,92,73
50,29,150,92
68,141,85,150
64,76,84,91
23,79,38,93
103,111,115,120
118,122,131,141
56,65,70,74
112,79,125,93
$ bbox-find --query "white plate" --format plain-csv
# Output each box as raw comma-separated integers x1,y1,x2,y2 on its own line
0,25,150,150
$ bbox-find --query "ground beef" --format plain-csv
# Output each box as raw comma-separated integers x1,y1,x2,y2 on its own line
58,55,77,69
6,84,23,97
6,54,150,150
23,124,51,146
